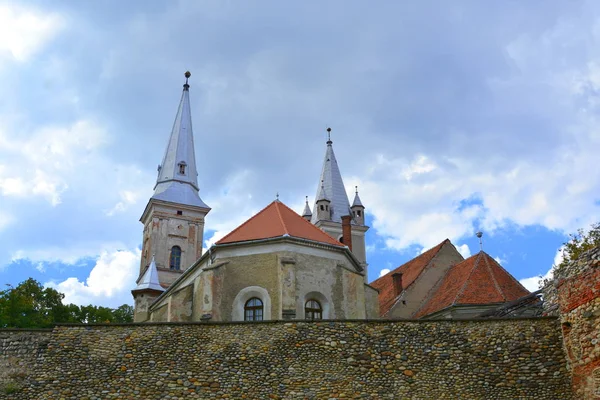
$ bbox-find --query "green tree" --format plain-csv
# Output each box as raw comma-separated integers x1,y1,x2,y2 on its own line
113,304,134,323
0,278,67,328
0,278,135,328
557,221,600,271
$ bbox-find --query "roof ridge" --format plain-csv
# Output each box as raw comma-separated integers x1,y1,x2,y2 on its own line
217,201,277,244
453,252,482,305
371,239,448,286
481,252,505,301
276,201,344,246
485,252,531,295
274,201,289,235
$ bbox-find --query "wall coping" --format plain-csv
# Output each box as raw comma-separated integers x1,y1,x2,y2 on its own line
39,316,560,328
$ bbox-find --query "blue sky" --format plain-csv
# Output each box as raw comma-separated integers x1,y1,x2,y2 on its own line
1,1,599,307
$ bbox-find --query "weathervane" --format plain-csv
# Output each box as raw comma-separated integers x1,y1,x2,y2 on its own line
476,231,483,251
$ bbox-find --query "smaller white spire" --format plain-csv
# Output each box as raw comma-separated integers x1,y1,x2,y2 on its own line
133,256,164,292
317,182,329,202
352,186,364,208
302,196,312,217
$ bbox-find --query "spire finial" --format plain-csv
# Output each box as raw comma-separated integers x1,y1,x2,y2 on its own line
305,195,309,204
276,192,279,201
476,231,483,251
355,185,358,195
326,127,332,144
183,71,191,91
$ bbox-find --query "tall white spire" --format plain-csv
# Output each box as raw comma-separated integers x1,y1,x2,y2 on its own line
311,127,352,224
152,71,209,209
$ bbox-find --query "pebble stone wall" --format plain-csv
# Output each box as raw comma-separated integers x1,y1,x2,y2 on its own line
0,319,571,399
0,330,51,391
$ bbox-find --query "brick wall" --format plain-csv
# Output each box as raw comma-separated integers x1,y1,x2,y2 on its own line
0,319,570,399
557,246,600,399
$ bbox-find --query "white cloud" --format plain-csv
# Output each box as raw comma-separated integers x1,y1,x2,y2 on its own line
203,169,261,250
0,119,108,205
105,190,141,216
46,248,140,307
10,241,130,266
0,3,64,63
519,247,562,292
0,211,13,232
456,244,471,259
379,268,391,278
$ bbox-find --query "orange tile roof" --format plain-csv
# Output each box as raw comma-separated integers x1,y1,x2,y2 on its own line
216,200,344,247
370,239,450,317
415,251,531,318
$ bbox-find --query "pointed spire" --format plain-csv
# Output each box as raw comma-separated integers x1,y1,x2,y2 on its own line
133,256,164,292
152,71,209,209
317,181,329,202
302,196,312,217
352,186,364,208
311,127,351,223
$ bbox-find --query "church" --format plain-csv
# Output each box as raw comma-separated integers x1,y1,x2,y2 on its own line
132,73,533,323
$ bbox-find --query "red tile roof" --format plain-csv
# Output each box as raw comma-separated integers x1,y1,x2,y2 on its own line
415,251,531,318
216,200,344,247
370,239,451,317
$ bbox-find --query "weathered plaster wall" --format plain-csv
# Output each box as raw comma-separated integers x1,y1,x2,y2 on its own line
139,202,206,287
556,246,600,399
0,319,571,399
148,244,376,322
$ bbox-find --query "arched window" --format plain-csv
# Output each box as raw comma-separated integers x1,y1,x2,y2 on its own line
178,161,187,175
169,246,181,270
244,298,263,321
305,299,322,320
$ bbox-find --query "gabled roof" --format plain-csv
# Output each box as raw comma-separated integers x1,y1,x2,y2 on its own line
217,200,344,247
415,251,531,318
152,72,209,209
311,137,351,223
371,239,452,316
132,257,164,293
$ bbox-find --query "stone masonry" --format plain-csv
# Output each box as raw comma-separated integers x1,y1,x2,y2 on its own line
0,319,570,399
556,246,600,398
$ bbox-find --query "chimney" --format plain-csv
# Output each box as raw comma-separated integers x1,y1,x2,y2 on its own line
341,215,353,251
392,272,403,297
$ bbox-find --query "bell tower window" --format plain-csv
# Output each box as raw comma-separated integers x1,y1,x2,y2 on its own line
169,246,182,270
178,162,187,175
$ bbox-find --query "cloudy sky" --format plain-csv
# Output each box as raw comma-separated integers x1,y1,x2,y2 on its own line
1,1,599,308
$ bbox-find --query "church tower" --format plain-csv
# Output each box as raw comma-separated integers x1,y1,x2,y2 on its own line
136,72,210,290
311,128,369,280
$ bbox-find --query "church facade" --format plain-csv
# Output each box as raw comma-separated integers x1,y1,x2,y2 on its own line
132,73,378,322
132,72,534,323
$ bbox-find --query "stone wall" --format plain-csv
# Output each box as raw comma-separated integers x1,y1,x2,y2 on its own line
556,246,600,398
0,319,571,399
0,330,52,394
